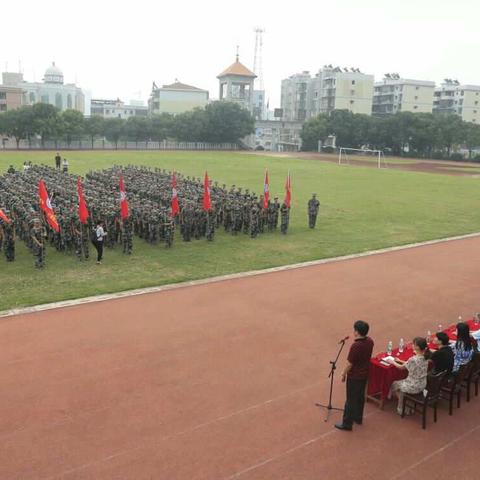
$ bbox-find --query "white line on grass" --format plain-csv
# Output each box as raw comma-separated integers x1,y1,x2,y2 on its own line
1,231,479,319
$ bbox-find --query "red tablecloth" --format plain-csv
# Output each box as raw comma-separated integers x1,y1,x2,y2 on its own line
367,319,480,403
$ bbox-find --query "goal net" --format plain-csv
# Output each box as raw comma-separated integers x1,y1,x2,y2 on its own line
338,147,387,168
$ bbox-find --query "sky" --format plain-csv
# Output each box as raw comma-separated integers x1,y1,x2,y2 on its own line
1,0,480,109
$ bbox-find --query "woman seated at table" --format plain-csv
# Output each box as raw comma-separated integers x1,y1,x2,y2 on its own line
452,322,478,373
388,337,429,415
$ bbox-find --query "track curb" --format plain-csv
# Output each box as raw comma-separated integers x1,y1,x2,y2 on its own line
1,231,479,319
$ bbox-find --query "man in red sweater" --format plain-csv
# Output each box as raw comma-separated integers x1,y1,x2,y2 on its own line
335,320,374,431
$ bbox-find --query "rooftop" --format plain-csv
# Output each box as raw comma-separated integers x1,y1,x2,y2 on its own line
217,57,256,79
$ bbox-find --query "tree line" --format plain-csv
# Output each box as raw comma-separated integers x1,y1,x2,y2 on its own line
0,101,255,148
301,110,480,160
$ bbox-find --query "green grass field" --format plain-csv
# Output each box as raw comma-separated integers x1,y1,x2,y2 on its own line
0,150,479,311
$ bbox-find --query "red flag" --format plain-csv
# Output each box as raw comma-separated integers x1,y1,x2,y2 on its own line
203,171,212,212
262,169,269,209
38,179,60,232
171,172,179,217
284,172,292,208
0,207,11,224
119,175,129,220
77,177,89,225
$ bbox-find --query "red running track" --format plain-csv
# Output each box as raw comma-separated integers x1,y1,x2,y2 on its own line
1,236,480,479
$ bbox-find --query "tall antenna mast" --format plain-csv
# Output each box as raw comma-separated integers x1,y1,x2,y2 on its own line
253,27,265,91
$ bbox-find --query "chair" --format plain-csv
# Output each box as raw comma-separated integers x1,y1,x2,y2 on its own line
402,371,447,429
462,352,480,400
440,362,474,415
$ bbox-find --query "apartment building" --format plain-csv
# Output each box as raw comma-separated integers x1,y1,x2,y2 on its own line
433,80,480,123
280,71,310,122
372,74,435,115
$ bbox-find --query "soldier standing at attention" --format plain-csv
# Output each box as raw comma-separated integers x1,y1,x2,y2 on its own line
4,216,15,261
280,202,290,235
55,152,61,170
31,218,46,268
308,193,320,229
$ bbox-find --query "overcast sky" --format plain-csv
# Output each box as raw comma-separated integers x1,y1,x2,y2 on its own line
1,0,479,108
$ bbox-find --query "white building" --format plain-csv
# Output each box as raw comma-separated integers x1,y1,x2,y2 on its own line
280,71,310,122
433,80,480,123
148,81,208,116
250,119,303,152
217,55,256,113
1,63,85,113
312,66,374,116
373,75,435,115
281,66,374,121
90,98,148,119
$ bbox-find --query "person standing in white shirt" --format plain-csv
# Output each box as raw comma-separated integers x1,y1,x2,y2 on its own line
93,221,107,264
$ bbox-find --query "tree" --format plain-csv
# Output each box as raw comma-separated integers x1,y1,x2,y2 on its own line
172,109,207,142
61,109,85,146
150,113,174,142
84,116,105,148
300,114,329,151
104,118,125,149
202,101,255,143
463,122,480,159
1,107,34,149
125,116,150,146
31,103,60,147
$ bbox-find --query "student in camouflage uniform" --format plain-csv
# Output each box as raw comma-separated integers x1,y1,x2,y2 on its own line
308,193,320,229
280,203,290,235
31,218,46,268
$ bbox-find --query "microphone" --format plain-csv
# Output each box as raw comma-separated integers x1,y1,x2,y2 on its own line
338,336,349,344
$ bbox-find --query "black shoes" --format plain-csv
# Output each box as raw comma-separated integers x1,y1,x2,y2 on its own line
334,423,352,431
354,419,362,425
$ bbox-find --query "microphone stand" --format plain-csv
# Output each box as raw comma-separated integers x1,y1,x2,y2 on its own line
315,337,347,422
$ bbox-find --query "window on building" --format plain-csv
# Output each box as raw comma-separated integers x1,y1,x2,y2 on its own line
0,104,6,111
416,86,420,90
475,101,479,105
474,110,477,114
352,80,356,85
414,105,418,109
106,109,110,114
461,90,464,96
0,92,6,100
350,100,354,104
55,93,63,110
414,96,418,100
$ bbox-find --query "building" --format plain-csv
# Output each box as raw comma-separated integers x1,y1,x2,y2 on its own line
217,54,256,113
433,79,480,123
247,120,303,152
280,71,310,122
253,89,266,120
372,74,435,115
0,85,24,112
310,66,374,116
1,63,85,113
91,98,148,119
282,66,374,121
148,81,208,116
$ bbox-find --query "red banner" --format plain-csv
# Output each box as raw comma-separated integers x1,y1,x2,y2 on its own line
284,172,291,208
203,171,212,212
0,207,11,224
262,169,269,209
38,179,60,232
77,177,89,224
119,175,129,220
171,172,179,217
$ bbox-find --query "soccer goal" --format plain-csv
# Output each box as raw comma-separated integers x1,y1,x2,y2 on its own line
338,147,387,168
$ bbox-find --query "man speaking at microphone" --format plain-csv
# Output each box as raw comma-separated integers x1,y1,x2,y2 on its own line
335,320,374,431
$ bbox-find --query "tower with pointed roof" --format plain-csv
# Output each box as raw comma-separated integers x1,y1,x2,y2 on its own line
217,49,256,113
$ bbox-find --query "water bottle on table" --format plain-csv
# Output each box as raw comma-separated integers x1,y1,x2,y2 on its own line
399,338,404,354
426,330,431,343
387,341,393,356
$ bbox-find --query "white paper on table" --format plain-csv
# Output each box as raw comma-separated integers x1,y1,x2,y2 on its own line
380,355,396,366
